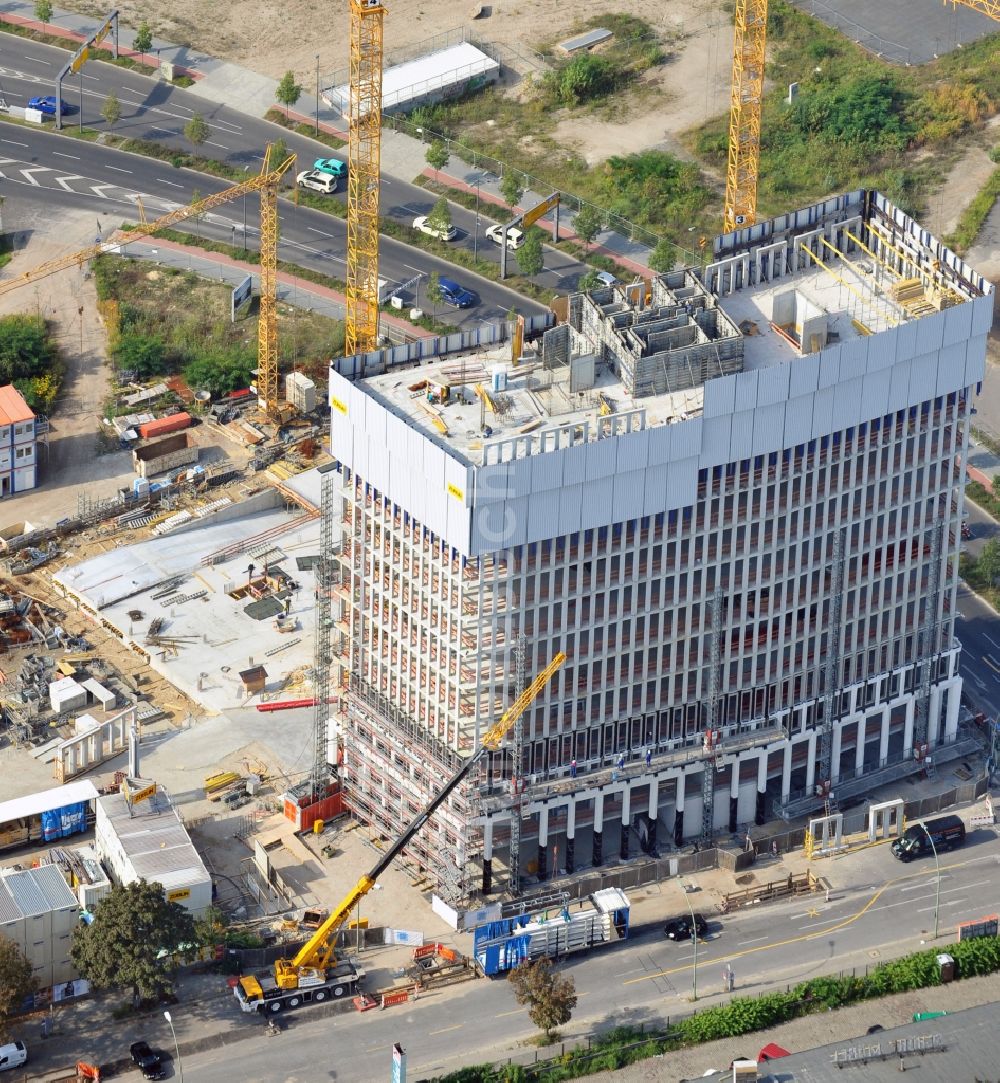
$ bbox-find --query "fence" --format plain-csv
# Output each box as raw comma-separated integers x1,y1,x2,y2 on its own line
792,0,912,64
333,313,554,379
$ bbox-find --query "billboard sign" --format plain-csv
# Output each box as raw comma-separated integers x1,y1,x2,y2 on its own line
232,274,253,322
522,192,560,229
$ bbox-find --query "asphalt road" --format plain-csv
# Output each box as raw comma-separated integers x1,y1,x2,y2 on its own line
164,834,1000,1081
956,499,1000,718
0,34,588,303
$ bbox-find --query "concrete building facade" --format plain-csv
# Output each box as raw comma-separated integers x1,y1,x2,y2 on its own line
0,385,39,497
328,190,994,901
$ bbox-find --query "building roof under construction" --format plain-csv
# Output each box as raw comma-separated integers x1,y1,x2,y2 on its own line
0,384,34,425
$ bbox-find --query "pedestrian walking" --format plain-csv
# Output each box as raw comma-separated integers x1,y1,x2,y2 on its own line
645,747,652,767
570,758,577,778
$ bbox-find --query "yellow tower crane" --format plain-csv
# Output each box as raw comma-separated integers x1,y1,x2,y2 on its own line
0,149,295,417
346,0,385,356
723,0,769,234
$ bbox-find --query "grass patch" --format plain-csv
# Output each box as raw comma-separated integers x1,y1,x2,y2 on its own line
965,479,1000,521
264,107,346,151
93,252,345,394
944,167,1000,253
972,426,1000,458
689,0,1000,221
0,20,192,86
960,550,1000,611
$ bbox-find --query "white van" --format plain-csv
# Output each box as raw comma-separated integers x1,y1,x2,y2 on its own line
485,224,525,250
0,1042,27,1072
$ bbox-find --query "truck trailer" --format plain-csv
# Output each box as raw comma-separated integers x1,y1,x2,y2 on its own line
890,814,966,862
473,888,631,976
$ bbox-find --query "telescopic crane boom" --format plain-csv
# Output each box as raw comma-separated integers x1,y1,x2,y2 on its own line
269,651,566,992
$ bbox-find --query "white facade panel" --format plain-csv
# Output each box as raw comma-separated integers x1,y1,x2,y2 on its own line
585,437,616,481
446,494,471,546
527,490,559,539
936,342,967,395
423,441,447,490
701,415,732,467
647,424,673,466
811,385,835,437
861,369,891,417
909,353,937,400
832,377,863,430
703,372,737,417
892,320,918,364
672,417,702,459
887,360,912,412
580,476,614,530
406,424,426,476
366,397,387,447
385,412,408,461
562,442,587,485
531,450,563,493
557,482,584,535
643,464,669,508
971,294,995,336
965,338,987,386
838,337,867,380
444,456,471,507
789,354,820,397
757,364,790,407
12,465,34,492
509,456,533,499
503,496,529,546
612,474,645,521
914,311,945,354
730,410,753,459
665,457,698,506
616,428,649,473
752,402,783,454
733,369,759,411
942,300,973,346
783,398,813,446
423,483,450,540
817,345,841,388
365,436,389,493
866,329,895,371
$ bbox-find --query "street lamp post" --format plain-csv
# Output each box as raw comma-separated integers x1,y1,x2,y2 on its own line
680,881,699,1001
921,824,941,940
474,180,481,262
315,55,320,137
163,1010,184,1083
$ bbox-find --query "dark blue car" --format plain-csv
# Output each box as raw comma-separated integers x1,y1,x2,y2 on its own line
438,276,476,308
28,96,75,116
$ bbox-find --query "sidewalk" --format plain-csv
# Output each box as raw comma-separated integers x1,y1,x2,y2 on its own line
2,0,661,280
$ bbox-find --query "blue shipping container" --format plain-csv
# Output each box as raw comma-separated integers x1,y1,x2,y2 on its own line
40,801,88,842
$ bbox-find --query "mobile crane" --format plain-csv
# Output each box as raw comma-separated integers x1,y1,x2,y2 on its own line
234,651,567,1014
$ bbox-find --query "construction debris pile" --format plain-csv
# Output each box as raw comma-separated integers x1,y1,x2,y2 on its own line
0,586,88,656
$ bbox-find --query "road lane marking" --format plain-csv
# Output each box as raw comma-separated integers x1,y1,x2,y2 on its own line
986,634,1000,651
307,227,335,237
105,165,132,173
623,853,996,987
53,151,80,159
404,263,423,273
983,655,1000,674
916,899,964,913
25,56,51,65
1,139,28,147
156,178,184,187
738,936,768,945
429,1024,464,1035
971,674,988,690
497,1008,523,1018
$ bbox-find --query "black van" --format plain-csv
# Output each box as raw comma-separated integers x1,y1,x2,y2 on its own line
890,815,966,862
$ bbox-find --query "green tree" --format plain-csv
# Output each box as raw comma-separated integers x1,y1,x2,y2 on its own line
184,112,209,149
426,196,452,236
508,958,577,1041
426,271,444,317
184,348,256,397
992,474,1000,502
978,537,1000,587
0,313,56,382
111,332,166,378
573,204,604,249
0,934,35,1038
649,236,675,273
101,93,121,132
134,20,153,63
517,226,544,277
71,881,196,1005
500,169,524,210
425,139,450,181
276,70,303,118
578,269,603,292
33,0,53,24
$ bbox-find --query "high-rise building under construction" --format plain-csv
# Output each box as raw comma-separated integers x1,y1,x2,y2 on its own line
328,190,994,901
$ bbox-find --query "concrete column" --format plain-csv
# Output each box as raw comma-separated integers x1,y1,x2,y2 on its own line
482,817,493,895
755,750,768,825
902,698,915,757
620,787,631,860
805,731,818,795
537,807,549,881
592,792,604,867
945,681,961,741
855,715,867,776
781,742,793,802
879,705,891,763
928,685,943,746
729,757,740,833
831,722,843,784
565,801,576,875
674,771,686,847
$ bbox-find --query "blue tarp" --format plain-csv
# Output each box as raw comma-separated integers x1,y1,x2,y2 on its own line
40,801,87,842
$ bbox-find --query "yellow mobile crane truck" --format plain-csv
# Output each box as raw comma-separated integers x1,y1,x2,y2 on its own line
234,652,566,1015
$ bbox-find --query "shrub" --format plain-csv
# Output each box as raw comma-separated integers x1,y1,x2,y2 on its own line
111,333,167,378
0,314,57,382
549,54,617,106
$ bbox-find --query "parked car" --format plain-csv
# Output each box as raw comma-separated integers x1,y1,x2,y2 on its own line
663,913,708,941
485,224,525,249
437,276,476,308
129,1041,164,1081
27,96,63,115
296,170,338,194
412,214,457,242
313,157,348,178
0,1042,28,1073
